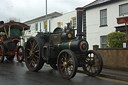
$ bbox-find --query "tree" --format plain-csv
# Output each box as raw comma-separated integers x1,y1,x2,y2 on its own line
107,32,126,48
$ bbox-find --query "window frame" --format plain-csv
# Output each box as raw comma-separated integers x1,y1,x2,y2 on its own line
35,23,38,31
100,35,107,48
119,3,128,16
71,17,76,28
100,9,107,27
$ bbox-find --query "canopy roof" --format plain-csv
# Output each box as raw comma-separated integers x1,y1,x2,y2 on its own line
0,20,30,32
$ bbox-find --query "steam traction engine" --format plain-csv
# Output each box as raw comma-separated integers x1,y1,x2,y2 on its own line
25,8,103,79
0,21,29,63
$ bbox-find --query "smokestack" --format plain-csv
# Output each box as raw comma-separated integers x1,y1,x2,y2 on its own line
76,7,84,39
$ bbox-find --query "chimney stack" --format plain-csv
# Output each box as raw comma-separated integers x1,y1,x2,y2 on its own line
76,7,84,39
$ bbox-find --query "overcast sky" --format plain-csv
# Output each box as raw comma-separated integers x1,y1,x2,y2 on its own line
0,0,95,22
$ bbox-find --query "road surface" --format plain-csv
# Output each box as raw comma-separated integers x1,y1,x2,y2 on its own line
0,60,128,85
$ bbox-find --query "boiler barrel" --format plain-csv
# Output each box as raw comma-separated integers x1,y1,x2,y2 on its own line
55,39,88,53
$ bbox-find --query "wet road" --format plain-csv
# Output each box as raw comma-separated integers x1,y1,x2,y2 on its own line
0,60,128,85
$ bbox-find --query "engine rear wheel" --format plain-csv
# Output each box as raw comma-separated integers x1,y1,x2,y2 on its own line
17,46,24,62
0,45,5,63
57,49,78,80
82,50,103,76
25,37,44,72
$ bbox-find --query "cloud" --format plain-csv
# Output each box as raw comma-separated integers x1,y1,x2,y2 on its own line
0,0,95,22
0,0,13,20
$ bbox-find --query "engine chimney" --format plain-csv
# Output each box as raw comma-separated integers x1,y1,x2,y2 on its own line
76,7,84,39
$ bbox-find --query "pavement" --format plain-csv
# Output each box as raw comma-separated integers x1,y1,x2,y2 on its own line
78,68,128,82
100,68,128,82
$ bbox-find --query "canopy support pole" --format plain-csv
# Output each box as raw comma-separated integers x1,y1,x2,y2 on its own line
8,26,11,37
4,26,8,38
22,27,25,46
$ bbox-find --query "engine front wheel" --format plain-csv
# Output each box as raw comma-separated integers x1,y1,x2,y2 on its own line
82,50,103,77
17,46,24,62
57,49,78,80
25,37,44,72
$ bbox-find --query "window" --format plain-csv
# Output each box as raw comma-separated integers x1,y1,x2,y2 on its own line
39,23,41,32
57,22,63,27
100,9,107,26
72,17,76,28
119,3,128,16
44,21,47,29
100,36,107,48
35,23,38,31
44,21,47,32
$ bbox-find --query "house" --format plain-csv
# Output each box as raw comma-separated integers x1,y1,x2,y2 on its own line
82,0,128,49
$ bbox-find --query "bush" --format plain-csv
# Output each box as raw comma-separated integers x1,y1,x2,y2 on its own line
107,32,126,48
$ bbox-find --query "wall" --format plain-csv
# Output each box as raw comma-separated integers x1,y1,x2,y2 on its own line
97,48,128,71
86,0,128,49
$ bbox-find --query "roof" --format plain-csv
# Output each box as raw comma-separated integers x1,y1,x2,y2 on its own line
24,12,62,24
0,20,30,32
83,0,122,10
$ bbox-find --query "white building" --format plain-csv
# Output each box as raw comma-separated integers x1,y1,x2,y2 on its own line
24,11,77,41
83,0,128,49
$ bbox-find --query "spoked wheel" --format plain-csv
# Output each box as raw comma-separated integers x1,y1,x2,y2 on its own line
57,49,78,80
0,45,5,63
25,37,44,72
17,46,24,62
82,50,103,76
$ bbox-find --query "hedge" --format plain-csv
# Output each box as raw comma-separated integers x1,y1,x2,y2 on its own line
107,32,126,48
